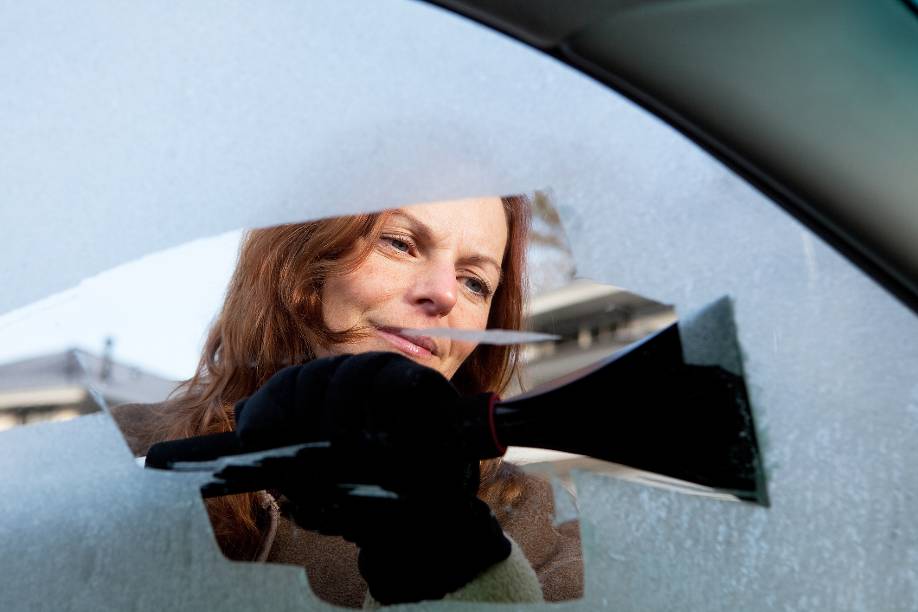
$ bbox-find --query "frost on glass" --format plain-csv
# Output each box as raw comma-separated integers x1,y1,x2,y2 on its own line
2,0,917,610
0,412,320,611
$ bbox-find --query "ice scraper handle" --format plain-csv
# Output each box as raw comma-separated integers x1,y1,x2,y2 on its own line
145,352,506,481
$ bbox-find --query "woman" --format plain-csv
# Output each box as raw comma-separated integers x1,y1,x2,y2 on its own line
113,195,583,606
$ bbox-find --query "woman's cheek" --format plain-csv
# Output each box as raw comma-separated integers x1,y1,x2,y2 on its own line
353,257,403,307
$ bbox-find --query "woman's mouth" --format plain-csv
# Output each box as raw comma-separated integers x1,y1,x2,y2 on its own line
375,326,438,358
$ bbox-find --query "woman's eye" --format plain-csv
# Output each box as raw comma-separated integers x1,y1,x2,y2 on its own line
381,236,413,254
463,276,491,298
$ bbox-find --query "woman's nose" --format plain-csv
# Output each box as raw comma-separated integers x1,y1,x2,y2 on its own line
410,262,458,317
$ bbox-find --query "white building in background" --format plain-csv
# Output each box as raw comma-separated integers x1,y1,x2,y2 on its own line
0,345,177,431
519,278,676,388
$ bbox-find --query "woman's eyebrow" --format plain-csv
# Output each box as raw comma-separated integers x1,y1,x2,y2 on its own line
461,254,503,284
389,210,434,244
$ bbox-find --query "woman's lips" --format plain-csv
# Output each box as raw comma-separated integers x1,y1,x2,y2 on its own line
375,327,437,358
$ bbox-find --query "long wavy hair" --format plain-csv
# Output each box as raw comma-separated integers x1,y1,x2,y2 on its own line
153,196,531,559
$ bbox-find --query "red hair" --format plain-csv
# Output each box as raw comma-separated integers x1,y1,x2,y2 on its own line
150,196,531,559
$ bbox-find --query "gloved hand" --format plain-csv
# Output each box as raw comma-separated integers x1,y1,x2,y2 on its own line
233,352,512,604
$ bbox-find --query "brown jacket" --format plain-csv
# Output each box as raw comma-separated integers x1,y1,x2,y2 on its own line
112,402,583,607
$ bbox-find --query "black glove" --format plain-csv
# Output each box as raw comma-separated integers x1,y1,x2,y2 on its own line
233,352,512,604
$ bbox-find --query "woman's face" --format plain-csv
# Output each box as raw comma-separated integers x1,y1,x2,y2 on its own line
317,197,509,379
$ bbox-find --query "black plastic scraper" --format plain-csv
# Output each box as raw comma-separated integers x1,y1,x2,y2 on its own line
494,295,768,505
